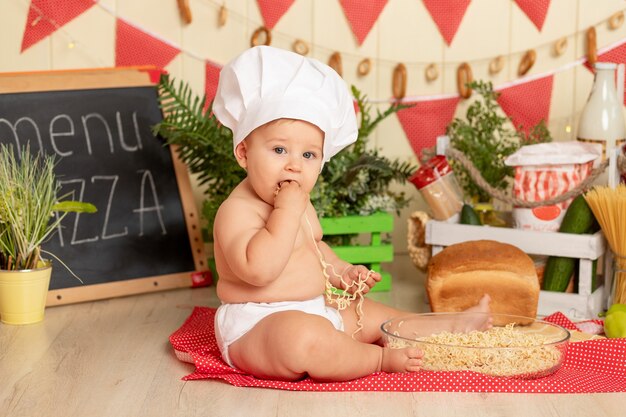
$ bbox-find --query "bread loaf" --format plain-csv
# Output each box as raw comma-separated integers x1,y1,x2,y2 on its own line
427,240,539,323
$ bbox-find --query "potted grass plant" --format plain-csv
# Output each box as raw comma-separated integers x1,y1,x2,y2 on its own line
153,76,416,288
0,145,96,325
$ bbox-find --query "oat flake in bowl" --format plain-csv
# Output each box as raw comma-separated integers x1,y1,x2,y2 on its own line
381,312,570,379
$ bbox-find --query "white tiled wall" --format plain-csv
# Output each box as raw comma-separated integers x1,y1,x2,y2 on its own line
3,0,626,282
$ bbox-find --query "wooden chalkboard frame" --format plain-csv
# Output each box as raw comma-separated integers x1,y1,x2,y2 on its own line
0,67,206,306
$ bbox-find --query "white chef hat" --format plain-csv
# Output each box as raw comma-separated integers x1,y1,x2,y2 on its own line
212,46,358,165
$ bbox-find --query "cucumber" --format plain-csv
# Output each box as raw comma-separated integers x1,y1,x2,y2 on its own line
460,204,482,225
542,195,597,292
543,256,575,292
557,194,595,234
591,258,598,292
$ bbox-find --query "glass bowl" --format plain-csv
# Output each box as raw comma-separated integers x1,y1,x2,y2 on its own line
380,312,570,379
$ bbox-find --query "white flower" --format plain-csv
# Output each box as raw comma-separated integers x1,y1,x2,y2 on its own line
358,194,395,216
356,170,369,184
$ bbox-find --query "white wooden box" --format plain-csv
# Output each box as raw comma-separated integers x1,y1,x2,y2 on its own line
425,220,611,320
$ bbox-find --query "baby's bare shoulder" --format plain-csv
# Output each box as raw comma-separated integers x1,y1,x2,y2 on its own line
214,191,268,234
219,189,266,215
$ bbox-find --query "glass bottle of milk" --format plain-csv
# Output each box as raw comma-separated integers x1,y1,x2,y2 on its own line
577,62,626,185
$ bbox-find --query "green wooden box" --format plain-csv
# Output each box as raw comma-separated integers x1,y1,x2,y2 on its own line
320,212,394,292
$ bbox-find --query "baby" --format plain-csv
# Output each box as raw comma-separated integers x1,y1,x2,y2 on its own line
211,46,491,381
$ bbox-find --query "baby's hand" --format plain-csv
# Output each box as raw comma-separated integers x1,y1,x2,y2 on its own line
340,265,382,295
273,181,308,215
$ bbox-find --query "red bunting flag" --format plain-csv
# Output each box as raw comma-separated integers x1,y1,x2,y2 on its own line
584,41,626,105
339,0,389,45
204,60,222,111
422,0,471,46
21,0,95,52
514,0,551,32
256,0,295,29
396,97,460,159
115,19,180,69
515,0,550,32
496,75,554,135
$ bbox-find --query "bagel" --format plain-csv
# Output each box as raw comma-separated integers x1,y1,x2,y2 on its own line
357,58,371,77
218,5,228,27
328,52,343,77
177,0,192,24
609,11,624,30
489,56,504,75
518,49,536,76
425,63,439,82
457,62,473,99
586,27,597,65
292,39,309,55
251,26,271,47
392,63,407,100
553,37,568,56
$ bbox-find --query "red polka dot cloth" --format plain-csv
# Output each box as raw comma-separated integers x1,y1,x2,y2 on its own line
169,307,626,392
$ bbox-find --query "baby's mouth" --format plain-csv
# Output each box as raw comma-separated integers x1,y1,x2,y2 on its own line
277,179,298,188
274,180,298,196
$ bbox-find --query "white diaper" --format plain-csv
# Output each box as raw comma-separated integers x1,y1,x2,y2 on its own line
214,295,344,368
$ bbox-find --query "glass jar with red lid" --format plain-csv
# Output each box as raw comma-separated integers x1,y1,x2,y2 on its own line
410,156,463,221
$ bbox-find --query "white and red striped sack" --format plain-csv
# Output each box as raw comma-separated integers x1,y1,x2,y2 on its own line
505,141,601,232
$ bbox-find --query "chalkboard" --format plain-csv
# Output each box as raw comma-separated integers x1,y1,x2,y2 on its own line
0,68,206,305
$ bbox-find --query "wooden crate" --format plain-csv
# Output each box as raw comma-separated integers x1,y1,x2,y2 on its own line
321,212,394,292
425,220,611,319
427,135,622,319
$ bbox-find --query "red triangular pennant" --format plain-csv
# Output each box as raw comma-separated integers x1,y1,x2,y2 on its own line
496,75,554,135
21,0,95,52
204,61,222,111
514,0,551,31
584,41,626,105
256,0,295,29
339,0,389,45
115,19,181,69
396,97,461,159
422,0,471,46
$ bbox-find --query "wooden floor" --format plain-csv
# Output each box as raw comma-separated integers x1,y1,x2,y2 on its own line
1,272,624,417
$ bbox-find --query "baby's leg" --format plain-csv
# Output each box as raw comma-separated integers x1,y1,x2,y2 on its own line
331,296,428,372
332,295,414,344
334,293,491,346
227,310,422,381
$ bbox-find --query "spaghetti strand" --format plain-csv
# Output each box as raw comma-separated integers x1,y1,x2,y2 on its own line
304,214,371,337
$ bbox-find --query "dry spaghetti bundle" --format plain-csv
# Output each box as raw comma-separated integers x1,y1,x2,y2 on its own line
584,184,626,304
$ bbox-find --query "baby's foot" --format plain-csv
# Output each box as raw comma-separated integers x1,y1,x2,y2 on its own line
380,347,423,373
456,294,493,332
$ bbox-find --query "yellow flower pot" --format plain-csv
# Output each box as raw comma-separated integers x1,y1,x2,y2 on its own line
0,264,52,325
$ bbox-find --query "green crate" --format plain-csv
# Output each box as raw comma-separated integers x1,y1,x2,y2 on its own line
320,212,394,292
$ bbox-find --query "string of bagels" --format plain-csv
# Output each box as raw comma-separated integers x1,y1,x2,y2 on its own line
29,0,626,104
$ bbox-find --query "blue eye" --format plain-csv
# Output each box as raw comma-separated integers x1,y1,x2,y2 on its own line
303,152,316,159
274,147,286,154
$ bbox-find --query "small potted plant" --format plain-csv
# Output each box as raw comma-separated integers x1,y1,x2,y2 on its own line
0,145,96,325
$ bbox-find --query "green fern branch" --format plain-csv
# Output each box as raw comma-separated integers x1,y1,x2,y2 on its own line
154,75,245,237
